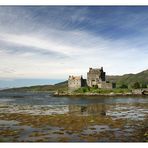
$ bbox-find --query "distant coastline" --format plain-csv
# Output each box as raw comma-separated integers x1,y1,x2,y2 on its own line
1,69,147,97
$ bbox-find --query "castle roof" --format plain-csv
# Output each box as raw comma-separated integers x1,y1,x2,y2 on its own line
88,67,104,73
69,75,82,80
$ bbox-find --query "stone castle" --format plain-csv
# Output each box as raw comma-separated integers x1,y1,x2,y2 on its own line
68,67,114,91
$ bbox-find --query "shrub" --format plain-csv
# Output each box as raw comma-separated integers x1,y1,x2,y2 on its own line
132,82,140,89
74,87,89,93
119,84,128,89
141,83,147,88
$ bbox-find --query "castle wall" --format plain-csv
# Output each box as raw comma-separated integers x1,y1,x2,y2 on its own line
68,76,86,91
98,82,113,89
68,67,115,91
68,79,81,91
87,67,106,87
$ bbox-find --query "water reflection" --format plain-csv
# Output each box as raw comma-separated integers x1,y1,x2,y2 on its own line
69,104,106,116
0,102,148,142
0,91,148,105
68,102,148,121
0,102,148,121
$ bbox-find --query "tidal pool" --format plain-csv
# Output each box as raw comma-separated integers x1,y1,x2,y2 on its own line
0,91,148,142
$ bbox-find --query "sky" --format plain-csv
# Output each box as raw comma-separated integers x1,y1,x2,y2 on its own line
0,6,148,88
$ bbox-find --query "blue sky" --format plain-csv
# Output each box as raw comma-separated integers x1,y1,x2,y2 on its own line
0,6,148,88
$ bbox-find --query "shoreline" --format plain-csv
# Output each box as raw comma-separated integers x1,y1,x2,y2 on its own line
53,92,146,97
0,90,147,97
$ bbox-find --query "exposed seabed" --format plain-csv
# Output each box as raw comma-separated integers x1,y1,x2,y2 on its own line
0,102,148,142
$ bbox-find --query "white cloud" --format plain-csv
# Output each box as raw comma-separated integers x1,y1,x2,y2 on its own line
0,28,147,80
0,33,76,56
0,6,148,83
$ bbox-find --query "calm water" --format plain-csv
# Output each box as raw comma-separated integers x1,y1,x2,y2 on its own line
0,91,148,142
0,91,148,105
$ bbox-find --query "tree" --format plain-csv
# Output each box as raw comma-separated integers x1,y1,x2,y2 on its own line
141,83,147,88
132,82,140,89
119,84,128,89
82,87,87,93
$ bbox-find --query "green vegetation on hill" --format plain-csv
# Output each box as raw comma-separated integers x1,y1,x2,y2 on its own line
74,87,131,94
107,69,148,88
2,82,68,92
1,69,147,92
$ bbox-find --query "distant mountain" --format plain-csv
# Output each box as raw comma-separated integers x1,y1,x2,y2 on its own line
55,69,148,88
1,82,68,92
54,80,68,86
51,69,148,88
1,69,147,92
107,69,148,87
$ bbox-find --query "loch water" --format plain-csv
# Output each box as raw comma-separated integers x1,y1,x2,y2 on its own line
0,91,148,142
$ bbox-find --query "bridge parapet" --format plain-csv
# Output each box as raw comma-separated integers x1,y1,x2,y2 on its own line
132,89,143,95
132,88,148,95
142,88,148,95
142,88,148,91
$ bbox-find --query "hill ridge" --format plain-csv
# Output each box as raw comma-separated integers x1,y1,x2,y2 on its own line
1,69,148,91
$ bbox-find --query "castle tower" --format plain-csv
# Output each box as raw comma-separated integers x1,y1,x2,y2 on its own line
68,75,86,91
87,67,106,87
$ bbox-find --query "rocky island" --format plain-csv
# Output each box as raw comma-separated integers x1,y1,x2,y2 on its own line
54,67,148,96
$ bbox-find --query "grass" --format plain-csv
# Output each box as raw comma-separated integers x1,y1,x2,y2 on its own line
1,81,68,92
74,87,131,94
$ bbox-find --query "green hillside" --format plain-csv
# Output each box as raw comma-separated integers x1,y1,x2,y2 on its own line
107,69,148,88
2,82,68,92
1,69,147,92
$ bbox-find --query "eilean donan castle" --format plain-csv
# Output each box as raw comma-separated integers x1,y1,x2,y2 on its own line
68,67,114,91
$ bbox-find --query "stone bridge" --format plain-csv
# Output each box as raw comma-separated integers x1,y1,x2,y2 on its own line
132,88,148,95
142,88,148,95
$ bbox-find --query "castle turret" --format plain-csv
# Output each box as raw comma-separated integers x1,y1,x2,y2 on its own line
87,67,106,87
